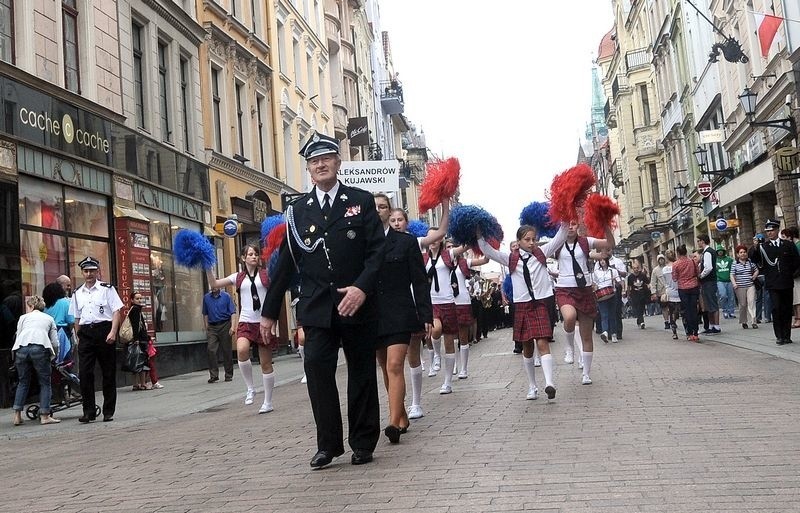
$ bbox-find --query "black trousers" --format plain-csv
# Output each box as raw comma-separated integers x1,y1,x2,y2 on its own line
630,292,647,326
77,322,116,418
769,288,793,341
303,316,380,454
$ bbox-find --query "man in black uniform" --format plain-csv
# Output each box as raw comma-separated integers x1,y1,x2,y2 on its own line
750,219,800,345
261,131,385,469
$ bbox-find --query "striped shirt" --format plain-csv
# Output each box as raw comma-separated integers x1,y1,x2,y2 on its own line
731,260,757,288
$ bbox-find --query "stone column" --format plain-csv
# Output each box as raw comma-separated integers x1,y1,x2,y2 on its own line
736,201,754,243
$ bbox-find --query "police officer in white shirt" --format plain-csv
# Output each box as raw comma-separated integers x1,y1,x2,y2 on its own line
69,256,124,423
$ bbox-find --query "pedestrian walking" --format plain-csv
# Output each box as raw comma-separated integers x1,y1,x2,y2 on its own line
592,257,621,343
749,219,800,345
207,244,275,413
12,295,60,426
260,131,386,469
609,253,627,339
447,242,488,378
672,245,701,341
202,286,236,383
69,256,124,423
626,261,650,330
479,223,568,400
716,245,736,319
373,194,432,444
662,250,682,339
651,254,670,329
697,234,720,334
731,244,759,329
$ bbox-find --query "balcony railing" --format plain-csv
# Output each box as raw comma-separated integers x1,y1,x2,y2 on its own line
612,74,629,100
625,48,650,72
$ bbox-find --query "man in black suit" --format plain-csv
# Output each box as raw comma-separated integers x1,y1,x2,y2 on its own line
750,218,800,345
261,131,385,469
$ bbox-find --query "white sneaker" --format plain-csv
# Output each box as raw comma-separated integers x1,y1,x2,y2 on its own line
600,331,609,343
526,387,539,400
581,375,592,385
258,402,273,414
151,382,164,389
578,358,584,370
427,368,438,377
408,405,424,419
300,374,307,384
439,384,452,394
533,356,541,367
611,334,618,343
564,353,574,364
453,366,458,375
639,322,646,329
433,355,441,372
244,389,255,405
458,370,468,379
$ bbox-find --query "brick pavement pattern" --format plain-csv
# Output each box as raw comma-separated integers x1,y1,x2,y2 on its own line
3,319,800,512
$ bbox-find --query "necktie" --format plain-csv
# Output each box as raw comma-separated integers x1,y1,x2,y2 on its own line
427,251,440,292
246,269,260,310
520,255,535,300
322,193,331,219
565,241,587,287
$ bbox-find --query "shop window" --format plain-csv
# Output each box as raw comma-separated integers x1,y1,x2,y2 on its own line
68,238,110,280
64,188,109,237
19,231,67,297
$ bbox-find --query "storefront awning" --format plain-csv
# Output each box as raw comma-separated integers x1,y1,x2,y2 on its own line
113,205,149,221
716,160,774,208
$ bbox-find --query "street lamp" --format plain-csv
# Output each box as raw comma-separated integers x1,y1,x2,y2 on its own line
738,87,798,139
693,143,734,178
647,207,659,225
674,182,703,208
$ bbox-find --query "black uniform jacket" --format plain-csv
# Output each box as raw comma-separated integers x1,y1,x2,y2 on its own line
376,228,433,336
750,238,800,290
262,182,386,328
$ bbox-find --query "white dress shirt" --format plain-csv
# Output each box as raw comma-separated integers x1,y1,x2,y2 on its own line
478,223,568,303
69,281,124,324
555,237,598,288
316,181,340,209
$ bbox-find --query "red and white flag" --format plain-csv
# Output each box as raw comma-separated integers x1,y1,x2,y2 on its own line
753,12,783,58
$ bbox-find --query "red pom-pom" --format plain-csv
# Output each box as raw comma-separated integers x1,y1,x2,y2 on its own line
418,157,461,214
583,193,620,238
547,163,597,223
261,223,287,263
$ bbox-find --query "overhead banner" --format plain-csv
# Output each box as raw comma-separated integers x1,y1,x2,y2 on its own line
347,117,369,147
339,160,399,192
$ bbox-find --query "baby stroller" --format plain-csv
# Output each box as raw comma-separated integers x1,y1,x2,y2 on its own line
25,329,100,420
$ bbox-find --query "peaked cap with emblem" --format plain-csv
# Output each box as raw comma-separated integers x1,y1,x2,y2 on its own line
765,218,781,230
299,130,340,160
78,256,100,270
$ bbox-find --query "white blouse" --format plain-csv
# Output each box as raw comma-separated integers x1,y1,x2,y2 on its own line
13,310,58,354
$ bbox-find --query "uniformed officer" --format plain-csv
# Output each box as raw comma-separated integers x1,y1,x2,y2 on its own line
69,256,124,422
260,131,386,469
750,219,800,345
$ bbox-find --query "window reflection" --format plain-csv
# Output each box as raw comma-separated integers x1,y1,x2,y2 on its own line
150,250,174,333
18,179,62,228
65,189,109,236
19,230,66,297
68,239,110,280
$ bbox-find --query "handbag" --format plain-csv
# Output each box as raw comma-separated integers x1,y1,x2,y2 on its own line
147,338,157,358
595,286,615,302
660,292,668,303
118,316,134,344
122,343,147,373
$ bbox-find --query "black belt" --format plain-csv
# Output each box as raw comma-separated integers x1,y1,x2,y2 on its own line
81,321,112,328
208,319,230,326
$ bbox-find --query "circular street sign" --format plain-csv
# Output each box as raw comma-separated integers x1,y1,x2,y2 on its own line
715,218,728,232
222,218,239,238
651,231,661,240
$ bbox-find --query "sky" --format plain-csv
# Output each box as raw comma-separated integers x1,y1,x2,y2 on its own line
378,1,615,244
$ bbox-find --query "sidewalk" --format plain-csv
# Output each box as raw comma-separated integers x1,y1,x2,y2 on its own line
0,350,308,440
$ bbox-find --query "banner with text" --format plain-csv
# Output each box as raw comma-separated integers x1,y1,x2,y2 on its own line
339,160,399,192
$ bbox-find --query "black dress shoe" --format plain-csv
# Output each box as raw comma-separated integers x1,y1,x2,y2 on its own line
351,449,373,465
208,377,219,383
310,449,342,469
103,415,114,422
384,425,401,444
78,415,95,423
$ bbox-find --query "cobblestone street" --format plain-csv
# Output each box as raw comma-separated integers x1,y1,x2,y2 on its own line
3,318,800,512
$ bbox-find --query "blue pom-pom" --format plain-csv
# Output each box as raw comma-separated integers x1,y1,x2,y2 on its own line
448,205,504,248
519,201,557,239
502,275,513,299
408,219,430,238
173,230,216,270
260,214,285,242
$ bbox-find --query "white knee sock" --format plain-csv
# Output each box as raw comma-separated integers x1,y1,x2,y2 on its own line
443,354,456,386
238,359,255,391
460,345,470,373
564,330,575,356
262,372,274,405
582,351,593,377
523,356,537,390
427,348,435,366
541,354,555,387
410,365,423,406
432,338,442,358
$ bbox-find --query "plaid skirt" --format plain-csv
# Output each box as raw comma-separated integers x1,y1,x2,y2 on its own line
237,322,278,350
513,300,553,342
433,302,458,335
555,286,598,318
455,304,473,326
